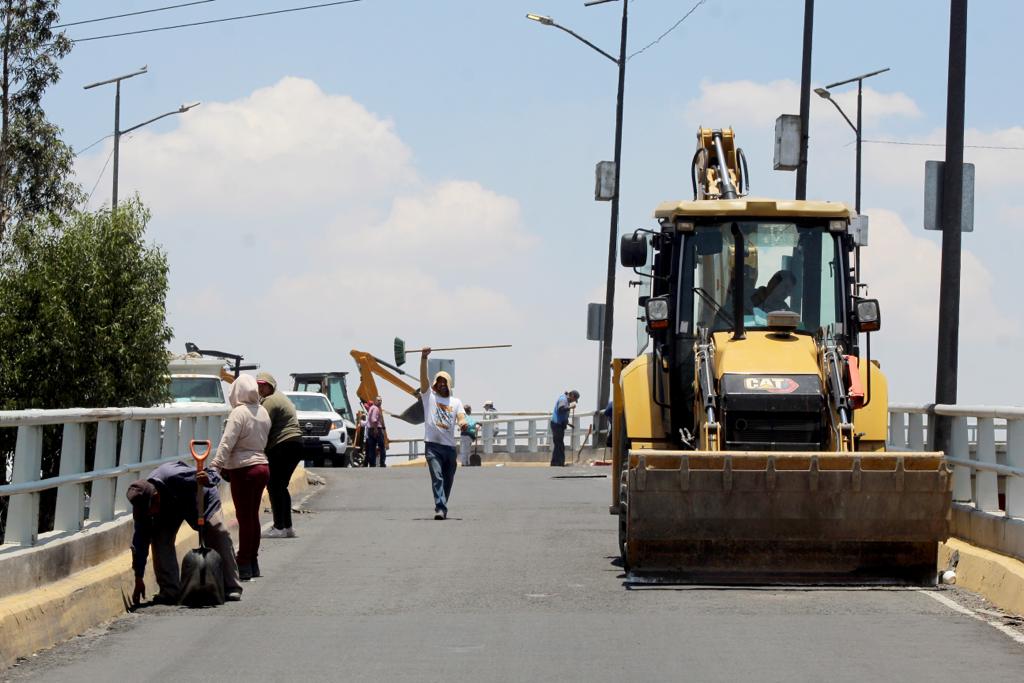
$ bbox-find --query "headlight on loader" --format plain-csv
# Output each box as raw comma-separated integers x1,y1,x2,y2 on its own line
646,296,670,330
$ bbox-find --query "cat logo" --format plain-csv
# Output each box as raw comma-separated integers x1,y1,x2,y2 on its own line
743,377,799,394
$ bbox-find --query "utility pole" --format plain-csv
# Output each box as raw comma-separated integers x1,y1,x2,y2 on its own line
597,0,628,430
932,0,968,455
795,0,813,200
84,66,148,211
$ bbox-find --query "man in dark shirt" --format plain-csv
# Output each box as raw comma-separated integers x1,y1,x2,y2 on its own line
127,461,242,605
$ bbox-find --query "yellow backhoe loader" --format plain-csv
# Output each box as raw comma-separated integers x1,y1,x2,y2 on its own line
612,127,951,584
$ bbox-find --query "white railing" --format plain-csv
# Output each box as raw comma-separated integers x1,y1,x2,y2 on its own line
888,403,1024,519
0,405,229,547
384,411,604,460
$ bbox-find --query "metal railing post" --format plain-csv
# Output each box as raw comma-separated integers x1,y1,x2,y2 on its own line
570,415,582,454
506,420,516,453
115,420,143,514
179,417,195,458
54,423,86,533
1007,417,1024,518
483,421,494,455
161,418,180,464
141,419,162,464
528,419,538,453
908,413,925,451
888,411,905,449
88,421,118,523
5,425,44,546
951,415,973,503
974,417,999,512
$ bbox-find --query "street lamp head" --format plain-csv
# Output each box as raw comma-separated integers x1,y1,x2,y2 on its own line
179,102,201,113
813,87,831,99
526,13,554,25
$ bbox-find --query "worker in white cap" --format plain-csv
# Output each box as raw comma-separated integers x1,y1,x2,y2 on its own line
420,348,468,519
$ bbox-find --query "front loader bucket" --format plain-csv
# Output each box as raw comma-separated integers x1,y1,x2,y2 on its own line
622,450,952,584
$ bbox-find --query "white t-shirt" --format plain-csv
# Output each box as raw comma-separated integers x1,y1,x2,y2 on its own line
422,390,465,447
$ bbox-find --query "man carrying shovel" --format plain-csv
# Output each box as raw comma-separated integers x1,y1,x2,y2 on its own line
419,347,468,520
127,461,243,605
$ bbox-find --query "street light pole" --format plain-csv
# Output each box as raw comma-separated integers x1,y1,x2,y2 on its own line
527,1,627,427
84,66,148,211
814,67,889,281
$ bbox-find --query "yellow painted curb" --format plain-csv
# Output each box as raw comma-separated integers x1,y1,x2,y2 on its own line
941,537,1024,617
0,464,310,669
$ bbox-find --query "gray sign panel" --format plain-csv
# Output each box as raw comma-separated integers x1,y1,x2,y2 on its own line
924,160,975,232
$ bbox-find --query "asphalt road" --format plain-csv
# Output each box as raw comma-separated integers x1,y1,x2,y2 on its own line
5,465,1024,682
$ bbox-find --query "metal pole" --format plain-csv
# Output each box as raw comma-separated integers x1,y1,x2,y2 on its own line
597,0,627,430
933,0,968,455
112,81,121,211
795,0,814,200
854,78,863,284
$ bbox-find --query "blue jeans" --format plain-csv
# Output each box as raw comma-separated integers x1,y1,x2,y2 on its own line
425,442,457,513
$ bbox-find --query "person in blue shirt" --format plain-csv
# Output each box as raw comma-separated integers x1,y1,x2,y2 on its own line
550,389,580,467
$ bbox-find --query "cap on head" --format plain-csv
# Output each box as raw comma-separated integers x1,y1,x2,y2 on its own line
433,371,453,388
126,480,157,520
568,390,580,401
256,371,277,390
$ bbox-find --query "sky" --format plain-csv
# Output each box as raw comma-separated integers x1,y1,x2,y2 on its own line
40,0,1024,430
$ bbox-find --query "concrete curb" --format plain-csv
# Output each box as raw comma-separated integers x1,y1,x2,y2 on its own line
941,537,1024,617
0,465,311,669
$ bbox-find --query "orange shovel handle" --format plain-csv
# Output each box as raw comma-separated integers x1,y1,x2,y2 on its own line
190,440,212,528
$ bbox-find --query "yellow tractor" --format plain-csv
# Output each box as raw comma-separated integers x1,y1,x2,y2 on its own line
612,127,951,583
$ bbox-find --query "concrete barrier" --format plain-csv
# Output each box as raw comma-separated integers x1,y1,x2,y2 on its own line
0,465,310,669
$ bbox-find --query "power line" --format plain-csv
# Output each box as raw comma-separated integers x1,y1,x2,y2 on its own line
71,0,364,43
86,148,116,205
862,139,1024,151
628,0,706,61
56,1,218,29
75,134,113,157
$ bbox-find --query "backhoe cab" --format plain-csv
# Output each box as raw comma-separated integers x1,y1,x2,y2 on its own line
612,128,950,583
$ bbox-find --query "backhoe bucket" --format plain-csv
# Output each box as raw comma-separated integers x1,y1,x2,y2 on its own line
396,399,424,425
621,450,952,584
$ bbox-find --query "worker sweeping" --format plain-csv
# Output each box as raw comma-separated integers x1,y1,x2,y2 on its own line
127,461,242,605
419,347,468,520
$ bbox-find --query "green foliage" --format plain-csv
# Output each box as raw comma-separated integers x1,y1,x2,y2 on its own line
0,0,80,242
0,199,174,411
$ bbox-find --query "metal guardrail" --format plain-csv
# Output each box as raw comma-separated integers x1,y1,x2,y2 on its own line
888,403,1024,519
386,411,602,459
0,405,603,546
0,404,229,547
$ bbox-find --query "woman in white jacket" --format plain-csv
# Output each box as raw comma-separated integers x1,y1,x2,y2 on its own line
211,374,271,580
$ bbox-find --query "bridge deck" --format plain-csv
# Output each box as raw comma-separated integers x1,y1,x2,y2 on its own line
5,466,1023,682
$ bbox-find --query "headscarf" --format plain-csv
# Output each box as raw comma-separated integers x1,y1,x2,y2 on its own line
229,374,261,408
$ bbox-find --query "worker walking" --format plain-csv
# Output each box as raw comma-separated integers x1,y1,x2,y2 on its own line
550,390,580,467
126,462,242,605
420,347,468,519
257,372,304,539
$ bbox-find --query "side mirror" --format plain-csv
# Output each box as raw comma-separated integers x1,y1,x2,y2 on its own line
855,298,881,333
620,233,648,268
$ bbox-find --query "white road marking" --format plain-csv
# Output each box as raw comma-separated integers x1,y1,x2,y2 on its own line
916,589,1024,647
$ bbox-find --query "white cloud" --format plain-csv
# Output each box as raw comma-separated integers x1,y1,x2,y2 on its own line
684,79,921,130
77,77,415,217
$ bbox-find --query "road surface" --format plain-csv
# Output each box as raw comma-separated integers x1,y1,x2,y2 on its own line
4,465,1023,682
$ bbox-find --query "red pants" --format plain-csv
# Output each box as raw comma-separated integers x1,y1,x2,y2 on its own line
228,463,270,566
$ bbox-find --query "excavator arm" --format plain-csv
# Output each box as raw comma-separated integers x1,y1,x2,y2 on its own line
349,349,425,424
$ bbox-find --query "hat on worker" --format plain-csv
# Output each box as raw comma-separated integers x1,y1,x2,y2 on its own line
126,480,157,520
256,371,277,390
433,371,453,388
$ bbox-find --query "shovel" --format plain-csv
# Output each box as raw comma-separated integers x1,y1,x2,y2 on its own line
393,338,511,367
178,439,226,607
